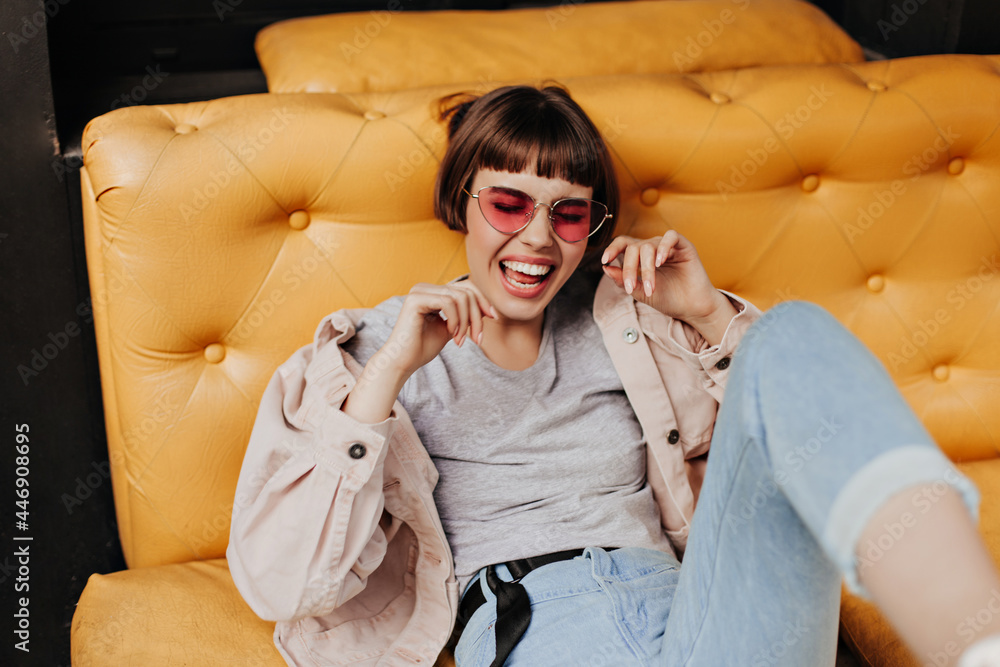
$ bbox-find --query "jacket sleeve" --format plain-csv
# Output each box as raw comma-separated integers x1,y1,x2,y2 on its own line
638,290,762,404
227,310,399,623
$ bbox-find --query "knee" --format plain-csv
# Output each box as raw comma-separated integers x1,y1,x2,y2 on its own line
740,300,846,355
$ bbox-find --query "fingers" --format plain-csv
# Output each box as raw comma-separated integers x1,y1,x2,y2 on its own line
639,243,656,297
463,283,499,345
655,230,681,267
601,232,685,298
409,282,496,347
600,235,634,266
620,242,640,295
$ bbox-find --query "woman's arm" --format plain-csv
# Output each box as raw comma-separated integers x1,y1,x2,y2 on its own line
227,331,397,623
229,282,495,622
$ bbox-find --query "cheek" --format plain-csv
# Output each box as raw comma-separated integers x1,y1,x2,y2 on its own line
560,241,587,272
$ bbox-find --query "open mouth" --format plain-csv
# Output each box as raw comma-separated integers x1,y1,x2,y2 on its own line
500,260,554,291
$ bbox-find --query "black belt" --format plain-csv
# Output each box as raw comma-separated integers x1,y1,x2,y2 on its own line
456,548,617,667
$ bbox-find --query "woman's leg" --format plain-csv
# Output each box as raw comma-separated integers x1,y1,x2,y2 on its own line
657,301,984,666
857,484,1000,663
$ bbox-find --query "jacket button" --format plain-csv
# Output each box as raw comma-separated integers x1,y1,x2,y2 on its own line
348,443,366,459
622,327,639,344
667,429,680,444
715,357,731,370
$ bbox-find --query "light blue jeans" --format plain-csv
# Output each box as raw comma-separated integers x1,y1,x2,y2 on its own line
454,302,980,666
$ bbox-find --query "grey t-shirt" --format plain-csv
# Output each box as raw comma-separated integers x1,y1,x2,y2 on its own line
343,272,671,591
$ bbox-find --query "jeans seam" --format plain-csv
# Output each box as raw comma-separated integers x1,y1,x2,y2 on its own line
673,435,756,666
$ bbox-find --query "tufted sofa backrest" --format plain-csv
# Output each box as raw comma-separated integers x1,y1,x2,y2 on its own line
82,55,1000,569
256,0,864,93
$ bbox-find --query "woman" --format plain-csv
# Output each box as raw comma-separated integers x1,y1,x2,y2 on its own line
228,85,1000,666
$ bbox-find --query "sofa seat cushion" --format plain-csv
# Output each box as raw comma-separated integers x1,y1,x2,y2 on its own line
840,458,1000,666
71,559,284,666
70,558,459,667
256,0,863,94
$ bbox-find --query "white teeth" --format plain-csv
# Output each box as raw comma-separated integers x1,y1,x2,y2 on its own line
504,272,539,290
501,260,552,276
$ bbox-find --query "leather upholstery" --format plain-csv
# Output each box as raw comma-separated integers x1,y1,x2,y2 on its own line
71,4,1000,664
256,0,863,93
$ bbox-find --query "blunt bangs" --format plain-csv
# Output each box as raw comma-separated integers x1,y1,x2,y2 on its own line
435,85,619,252
474,103,605,191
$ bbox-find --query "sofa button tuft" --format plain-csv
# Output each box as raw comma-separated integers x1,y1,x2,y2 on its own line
622,327,639,344
364,110,386,121
866,81,887,92
289,210,311,230
932,364,950,382
175,123,197,134
349,443,367,459
709,92,731,105
204,343,226,364
948,157,965,175
667,429,680,444
801,174,820,193
866,275,885,293
640,188,660,206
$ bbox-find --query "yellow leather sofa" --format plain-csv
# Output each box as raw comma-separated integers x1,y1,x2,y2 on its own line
70,1,1000,665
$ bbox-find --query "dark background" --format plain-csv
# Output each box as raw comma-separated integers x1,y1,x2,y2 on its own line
2,0,998,665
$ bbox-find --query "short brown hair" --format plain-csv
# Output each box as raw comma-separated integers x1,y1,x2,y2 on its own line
434,85,619,254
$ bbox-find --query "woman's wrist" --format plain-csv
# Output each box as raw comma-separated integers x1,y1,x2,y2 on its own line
341,350,410,424
683,291,739,347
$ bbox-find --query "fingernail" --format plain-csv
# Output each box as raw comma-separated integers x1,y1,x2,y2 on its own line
491,306,498,318
624,279,633,294
477,331,484,345
655,252,664,266
644,280,652,297
439,311,448,321
601,251,608,264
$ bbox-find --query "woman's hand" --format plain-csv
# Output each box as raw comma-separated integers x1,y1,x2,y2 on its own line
385,280,497,379
342,280,497,424
601,231,737,344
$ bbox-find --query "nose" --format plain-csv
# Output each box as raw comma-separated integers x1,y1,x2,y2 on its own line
517,202,556,248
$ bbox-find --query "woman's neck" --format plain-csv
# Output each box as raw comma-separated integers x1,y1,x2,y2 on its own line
479,312,545,371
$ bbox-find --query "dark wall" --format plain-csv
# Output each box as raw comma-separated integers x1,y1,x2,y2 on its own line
811,0,1000,58
1,0,998,665
1,2,123,666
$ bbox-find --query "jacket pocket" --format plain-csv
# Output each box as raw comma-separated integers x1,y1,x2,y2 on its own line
299,535,419,666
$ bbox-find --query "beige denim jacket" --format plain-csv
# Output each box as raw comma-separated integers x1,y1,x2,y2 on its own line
227,274,761,666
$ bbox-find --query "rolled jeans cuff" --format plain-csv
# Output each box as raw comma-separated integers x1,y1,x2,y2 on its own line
824,444,981,598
